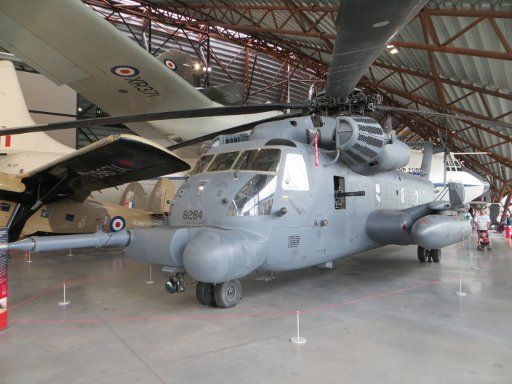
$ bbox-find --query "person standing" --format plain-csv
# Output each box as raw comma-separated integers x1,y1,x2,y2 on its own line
474,209,491,235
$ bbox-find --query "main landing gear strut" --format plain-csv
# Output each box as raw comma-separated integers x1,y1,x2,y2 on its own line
417,246,441,263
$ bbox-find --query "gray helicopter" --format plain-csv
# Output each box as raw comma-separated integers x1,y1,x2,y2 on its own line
4,0,501,308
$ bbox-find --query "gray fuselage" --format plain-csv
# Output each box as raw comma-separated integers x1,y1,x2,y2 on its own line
168,138,434,273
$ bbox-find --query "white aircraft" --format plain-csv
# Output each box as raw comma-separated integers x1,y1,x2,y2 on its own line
403,149,489,203
0,60,181,238
0,0,276,147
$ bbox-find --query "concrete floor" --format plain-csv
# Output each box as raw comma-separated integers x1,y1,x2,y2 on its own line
1,232,511,384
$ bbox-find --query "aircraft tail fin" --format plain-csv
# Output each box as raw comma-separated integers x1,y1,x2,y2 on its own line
0,60,35,129
0,60,73,153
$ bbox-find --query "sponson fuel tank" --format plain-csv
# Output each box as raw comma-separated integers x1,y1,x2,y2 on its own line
366,202,471,248
411,214,471,249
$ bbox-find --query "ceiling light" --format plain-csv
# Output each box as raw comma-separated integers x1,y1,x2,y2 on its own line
373,21,390,28
389,48,399,54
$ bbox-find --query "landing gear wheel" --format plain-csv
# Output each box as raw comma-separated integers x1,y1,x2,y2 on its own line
417,246,427,263
196,282,215,306
418,246,441,263
430,248,441,263
214,279,241,308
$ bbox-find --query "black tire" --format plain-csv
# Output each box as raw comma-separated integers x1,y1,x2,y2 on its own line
196,282,215,306
430,248,441,263
417,246,427,263
214,279,241,308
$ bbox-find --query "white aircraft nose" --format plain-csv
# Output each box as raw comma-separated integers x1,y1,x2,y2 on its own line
482,181,490,193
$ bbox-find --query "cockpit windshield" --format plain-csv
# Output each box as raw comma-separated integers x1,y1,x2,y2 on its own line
208,151,239,172
233,149,280,172
190,148,281,175
191,154,214,175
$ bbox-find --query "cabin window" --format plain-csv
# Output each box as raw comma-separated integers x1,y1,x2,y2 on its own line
40,209,50,218
0,203,10,212
233,148,281,172
65,214,75,222
226,175,276,216
375,183,381,203
191,154,214,175
334,176,346,209
282,153,309,191
207,151,239,172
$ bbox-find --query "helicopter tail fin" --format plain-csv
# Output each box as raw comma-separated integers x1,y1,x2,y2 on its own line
420,142,433,178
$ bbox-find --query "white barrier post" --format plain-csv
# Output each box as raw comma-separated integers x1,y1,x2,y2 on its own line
67,249,73,257
25,251,32,263
59,281,70,306
455,274,466,297
147,265,154,285
290,310,306,345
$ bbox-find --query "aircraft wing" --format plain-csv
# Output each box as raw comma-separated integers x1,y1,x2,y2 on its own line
0,134,190,204
0,0,217,145
325,0,427,99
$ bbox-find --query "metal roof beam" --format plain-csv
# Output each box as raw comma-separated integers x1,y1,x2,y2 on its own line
373,61,512,101
391,41,512,60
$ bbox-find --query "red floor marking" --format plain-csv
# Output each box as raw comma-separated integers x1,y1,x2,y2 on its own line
11,280,441,326
10,270,127,310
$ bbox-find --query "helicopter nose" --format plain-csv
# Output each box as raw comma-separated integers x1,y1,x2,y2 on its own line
183,228,268,284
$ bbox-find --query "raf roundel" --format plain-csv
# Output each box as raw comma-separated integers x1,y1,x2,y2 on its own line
110,216,126,232
111,65,140,77
164,59,177,71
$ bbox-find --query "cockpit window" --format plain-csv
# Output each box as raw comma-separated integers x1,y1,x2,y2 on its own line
226,174,276,216
233,148,280,172
207,151,239,172
191,154,214,175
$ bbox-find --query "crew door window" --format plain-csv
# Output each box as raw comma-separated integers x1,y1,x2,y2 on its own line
282,153,309,191
334,176,346,209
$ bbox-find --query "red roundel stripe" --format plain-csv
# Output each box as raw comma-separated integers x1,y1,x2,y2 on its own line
111,65,140,77
164,59,177,70
110,216,126,232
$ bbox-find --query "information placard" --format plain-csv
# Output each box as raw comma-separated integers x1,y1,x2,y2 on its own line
0,227,9,331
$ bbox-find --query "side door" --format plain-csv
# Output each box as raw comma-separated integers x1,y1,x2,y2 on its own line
267,153,313,267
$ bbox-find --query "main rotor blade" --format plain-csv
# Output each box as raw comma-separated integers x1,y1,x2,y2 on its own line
376,105,512,129
325,0,427,99
167,113,304,151
0,103,308,136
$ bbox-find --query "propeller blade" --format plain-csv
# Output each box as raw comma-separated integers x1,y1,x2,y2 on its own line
451,152,489,155
167,113,304,151
376,105,512,129
0,103,308,136
325,0,427,99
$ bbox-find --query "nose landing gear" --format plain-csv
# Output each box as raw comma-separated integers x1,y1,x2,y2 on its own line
165,273,185,293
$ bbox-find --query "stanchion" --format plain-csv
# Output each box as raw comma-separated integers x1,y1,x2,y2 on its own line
67,249,73,257
25,251,32,263
147,265,154,285
455,274,466,297
59,281,70,306
290,310,306,345
471,251,480,271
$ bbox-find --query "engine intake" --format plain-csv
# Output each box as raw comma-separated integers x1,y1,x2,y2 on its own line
335,116,410,175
